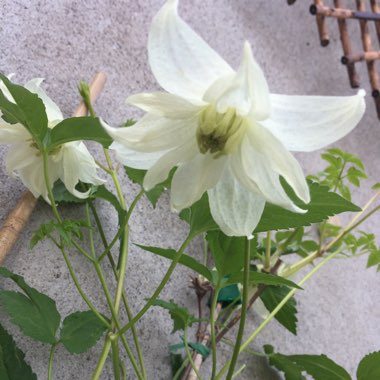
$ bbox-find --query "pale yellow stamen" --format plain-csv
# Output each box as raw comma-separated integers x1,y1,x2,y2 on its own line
196,105,247,156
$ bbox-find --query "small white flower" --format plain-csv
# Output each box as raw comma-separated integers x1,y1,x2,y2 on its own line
0,77,105,202
103,0,365,237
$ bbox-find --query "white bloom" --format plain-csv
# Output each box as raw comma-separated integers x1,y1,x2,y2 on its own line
0,77,105,201
103,0,365,237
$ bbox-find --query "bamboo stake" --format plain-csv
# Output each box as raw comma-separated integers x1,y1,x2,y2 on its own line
0,72,107,264
314,0,330,46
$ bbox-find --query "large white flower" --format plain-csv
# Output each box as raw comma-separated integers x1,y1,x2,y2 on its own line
103,0,365,237
0,77,105,202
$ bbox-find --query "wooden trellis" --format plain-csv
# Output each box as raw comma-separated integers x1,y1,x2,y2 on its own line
288,0,380,119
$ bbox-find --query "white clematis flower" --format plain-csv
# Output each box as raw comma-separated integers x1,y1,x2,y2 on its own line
103,0,365,237
0,77,105,202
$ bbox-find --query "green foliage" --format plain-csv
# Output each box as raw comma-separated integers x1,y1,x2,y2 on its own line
136,245,213,282
357,351,380,380
170,353,184,378
308,147,367,201
226,271,301,289
151,299,197,333
0,73,48,145
217,284,242,308
255,181,360,233
60,311,107,354
124,166,175,208
0,323,37,380
120,118,137,128
264,345,352,380
30,219,90,248
48,117,113,149
206,231,246,278
259,286,298,335
180,193,219,237
0,268,61,344
170,341,210,359
52,180,90,203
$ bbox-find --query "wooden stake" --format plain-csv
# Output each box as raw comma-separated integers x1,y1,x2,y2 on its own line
0,72,107,264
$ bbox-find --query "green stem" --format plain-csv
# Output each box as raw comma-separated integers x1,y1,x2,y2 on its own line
92,337,112,380
184,328,204,380
47,343,57,380
115,234,193,338
111,339,121,380
264,231,271,271
210,285,221,380
232,364,246,379
224,238,251,380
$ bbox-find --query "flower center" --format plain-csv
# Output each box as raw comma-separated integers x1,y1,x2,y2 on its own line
196,105,247,156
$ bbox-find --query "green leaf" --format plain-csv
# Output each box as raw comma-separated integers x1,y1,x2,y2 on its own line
151,299,196,333
206,231,246,277
0,267,60,344
357,351,380,380
372,182,380,190
0,73,48,144
288,354,351,380
170,341,210,359
0,323,37,380
227,271,301,289
136,245,213,282
30,219,90,248
124,166,175,208
52,179,88,203
180,193,219,237
255,181,360,233
367,250,380,268
217,284,242,308
60,311,107,354
260,286,298,335
264,345,306,380
49,117,113,149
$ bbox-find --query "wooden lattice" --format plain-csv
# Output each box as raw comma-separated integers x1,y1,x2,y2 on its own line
288,0,380,119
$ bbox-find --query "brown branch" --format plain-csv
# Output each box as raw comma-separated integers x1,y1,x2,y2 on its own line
0,72,107,265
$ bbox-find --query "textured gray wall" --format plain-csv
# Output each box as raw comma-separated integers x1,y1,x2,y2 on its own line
0,1,379,379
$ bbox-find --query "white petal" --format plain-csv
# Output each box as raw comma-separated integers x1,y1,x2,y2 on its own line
148,0,233,99
59,142,106,199
110,141,167,170
144,140,198,190
262,90,366,152
17,156,60,202
24,78,63,123
127,92,205,119
6,142,38,173
101,115,197,153
241,125,309,212
170,153,226,211
205,42,270,120
0,123,30,143
208,164,266,237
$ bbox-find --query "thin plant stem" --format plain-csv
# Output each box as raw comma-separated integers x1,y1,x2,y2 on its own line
93,336,112,380
232,364,246,379
111,339,121,380
264,231,271,271
115,234,193,338
47,343,57,380
210,285,221,380
224,238,251,380
184,328,204,380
